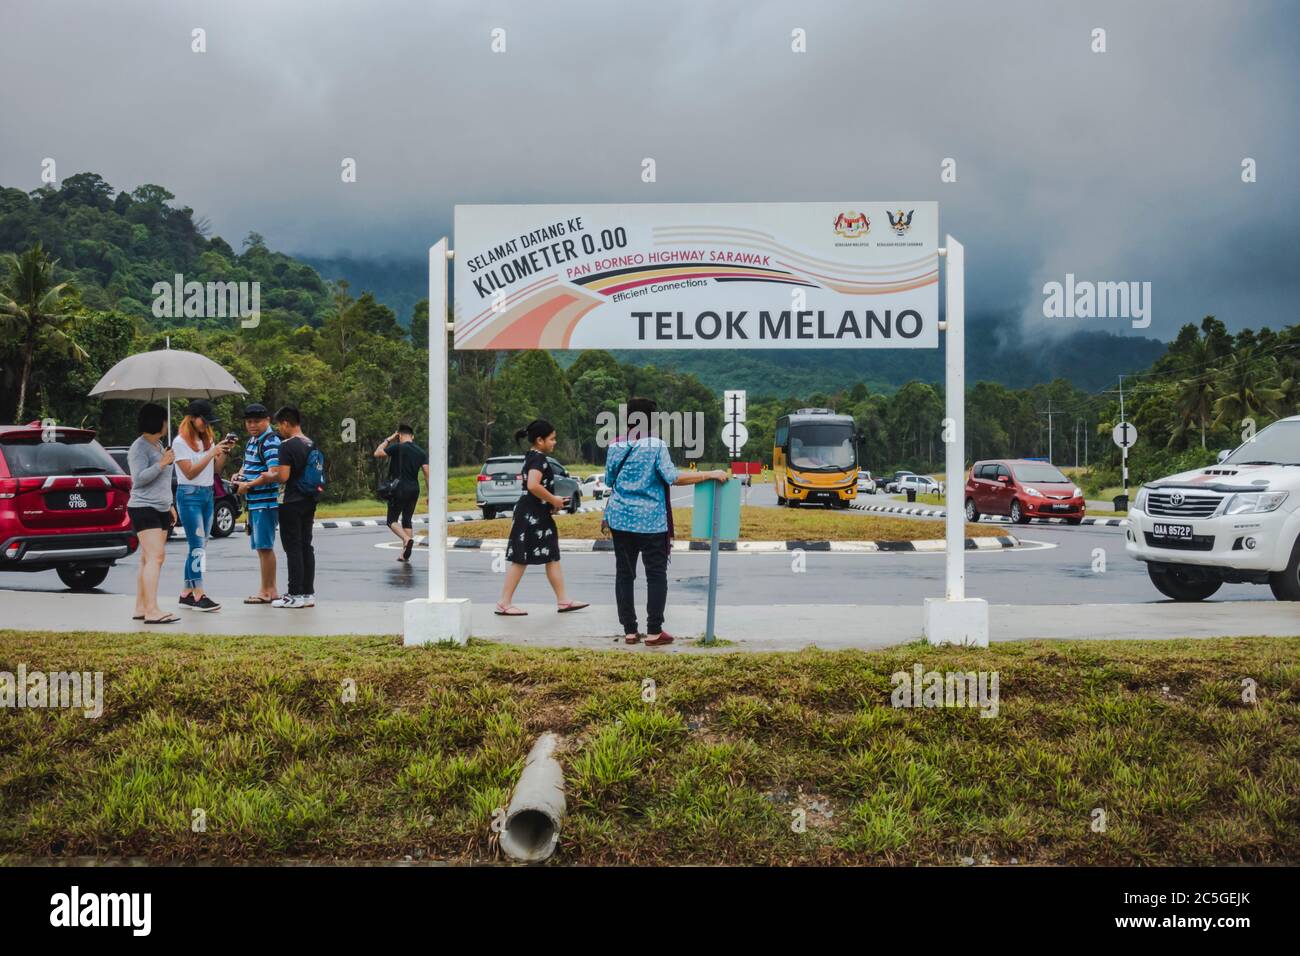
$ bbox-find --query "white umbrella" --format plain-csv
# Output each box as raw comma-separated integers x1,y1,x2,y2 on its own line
90,345,247,401
89,340,247,443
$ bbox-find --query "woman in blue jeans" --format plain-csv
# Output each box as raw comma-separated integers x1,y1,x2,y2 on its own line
171,400,236,612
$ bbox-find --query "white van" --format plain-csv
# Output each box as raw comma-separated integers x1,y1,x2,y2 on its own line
1125,415,1300,601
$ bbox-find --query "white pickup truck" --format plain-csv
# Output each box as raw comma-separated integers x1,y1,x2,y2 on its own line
1125,414,1300,601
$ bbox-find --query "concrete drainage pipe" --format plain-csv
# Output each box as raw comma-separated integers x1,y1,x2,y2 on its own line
500,732,566,863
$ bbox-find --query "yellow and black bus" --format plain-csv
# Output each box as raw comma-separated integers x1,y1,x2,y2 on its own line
773,408,858,508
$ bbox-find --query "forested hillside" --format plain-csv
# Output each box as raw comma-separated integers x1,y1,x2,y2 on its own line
1,174,1294,504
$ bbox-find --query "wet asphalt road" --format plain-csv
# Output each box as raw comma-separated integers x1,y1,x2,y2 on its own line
2,508,1271,607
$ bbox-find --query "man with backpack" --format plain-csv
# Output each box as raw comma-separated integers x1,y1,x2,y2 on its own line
232,402,282,604
270,405,324,608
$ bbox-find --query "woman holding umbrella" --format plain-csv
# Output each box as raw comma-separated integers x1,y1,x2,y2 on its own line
172,399,236,611
127,403,179,624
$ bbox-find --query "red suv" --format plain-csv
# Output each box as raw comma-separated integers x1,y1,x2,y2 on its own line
964,458,1085,525
0,423,137,589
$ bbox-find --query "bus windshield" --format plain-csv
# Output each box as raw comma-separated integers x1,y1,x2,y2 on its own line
788,424,855,471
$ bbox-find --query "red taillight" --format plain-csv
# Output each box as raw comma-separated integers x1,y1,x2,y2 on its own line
4,542,19,559
127,534,139,553
476,474,489,482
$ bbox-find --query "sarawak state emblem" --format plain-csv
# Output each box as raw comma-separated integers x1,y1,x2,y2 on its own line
833,211,870,239
887,209,914,236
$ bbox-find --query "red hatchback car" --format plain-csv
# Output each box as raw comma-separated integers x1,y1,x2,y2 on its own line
964,459,1085,525
0,423,137,589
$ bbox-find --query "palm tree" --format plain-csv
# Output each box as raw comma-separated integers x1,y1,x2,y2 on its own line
1170,339,1217,449
1211,345,1285,435
0,243,84,420
1275,373,1299,419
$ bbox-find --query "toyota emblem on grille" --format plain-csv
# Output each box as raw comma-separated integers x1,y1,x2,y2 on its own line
1170,492,1185,507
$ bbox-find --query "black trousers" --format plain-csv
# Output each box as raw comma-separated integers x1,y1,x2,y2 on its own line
612,529,670,635
279,499,317,596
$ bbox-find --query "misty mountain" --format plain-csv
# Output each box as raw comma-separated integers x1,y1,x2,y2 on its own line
300,255,426,327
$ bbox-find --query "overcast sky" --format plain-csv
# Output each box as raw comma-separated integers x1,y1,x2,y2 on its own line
2,0,1296,341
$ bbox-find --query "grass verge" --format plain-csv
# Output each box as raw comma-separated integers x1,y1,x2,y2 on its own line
446,505,1000,542
0,631,1295,865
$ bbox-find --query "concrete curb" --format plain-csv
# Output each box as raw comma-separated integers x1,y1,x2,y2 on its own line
853,501,1129,528
229,502,606,534
11,593,1299,646
423,534,1022,554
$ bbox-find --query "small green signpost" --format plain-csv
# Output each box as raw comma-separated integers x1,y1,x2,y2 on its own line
692,478,742,645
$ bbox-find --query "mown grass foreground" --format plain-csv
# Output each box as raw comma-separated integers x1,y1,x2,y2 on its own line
1,631,1296,865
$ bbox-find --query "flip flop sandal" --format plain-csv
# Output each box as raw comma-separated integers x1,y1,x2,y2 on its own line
244,596,273,604
402,538,415,562
644,631,674,646
144,615,180,624
132,614,144,621
624,633,644,644
557,601,589,613
494,604,528,616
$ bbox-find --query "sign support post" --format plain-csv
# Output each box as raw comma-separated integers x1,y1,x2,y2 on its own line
404,238,471,645
1111,420,1137,510
923,236,989,647
704,484,721,646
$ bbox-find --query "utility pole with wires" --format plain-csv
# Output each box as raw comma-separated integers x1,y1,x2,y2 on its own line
1036,398,1055,462
1047,398,1053,463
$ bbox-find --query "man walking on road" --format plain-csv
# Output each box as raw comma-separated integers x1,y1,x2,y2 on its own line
232,403,282,604
375,424,429,562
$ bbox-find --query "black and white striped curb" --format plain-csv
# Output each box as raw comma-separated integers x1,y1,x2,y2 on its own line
416,534,1022,554
853,501,1129,528
232,502,606,533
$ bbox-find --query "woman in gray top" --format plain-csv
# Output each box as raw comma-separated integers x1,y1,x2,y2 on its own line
127,403,179,624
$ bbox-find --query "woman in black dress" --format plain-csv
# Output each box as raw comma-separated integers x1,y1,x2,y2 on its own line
495,419,589,616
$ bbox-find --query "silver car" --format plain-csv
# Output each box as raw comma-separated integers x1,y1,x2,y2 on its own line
475,455,582,519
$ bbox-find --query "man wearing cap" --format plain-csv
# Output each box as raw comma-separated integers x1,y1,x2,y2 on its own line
232,403,282,604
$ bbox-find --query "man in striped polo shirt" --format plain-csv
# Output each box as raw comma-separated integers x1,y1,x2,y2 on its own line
232,403,282,604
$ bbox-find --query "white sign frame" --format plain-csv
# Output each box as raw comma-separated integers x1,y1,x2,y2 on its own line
406,225,985,648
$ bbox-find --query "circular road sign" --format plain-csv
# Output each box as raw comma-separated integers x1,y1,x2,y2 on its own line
722,422,749,451
1112,422,1138,450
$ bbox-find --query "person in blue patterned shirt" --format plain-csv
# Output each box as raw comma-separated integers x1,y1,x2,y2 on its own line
232,403,282,604
604,397,726,646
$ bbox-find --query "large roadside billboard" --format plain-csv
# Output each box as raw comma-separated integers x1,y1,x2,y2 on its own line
453,202,938,350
